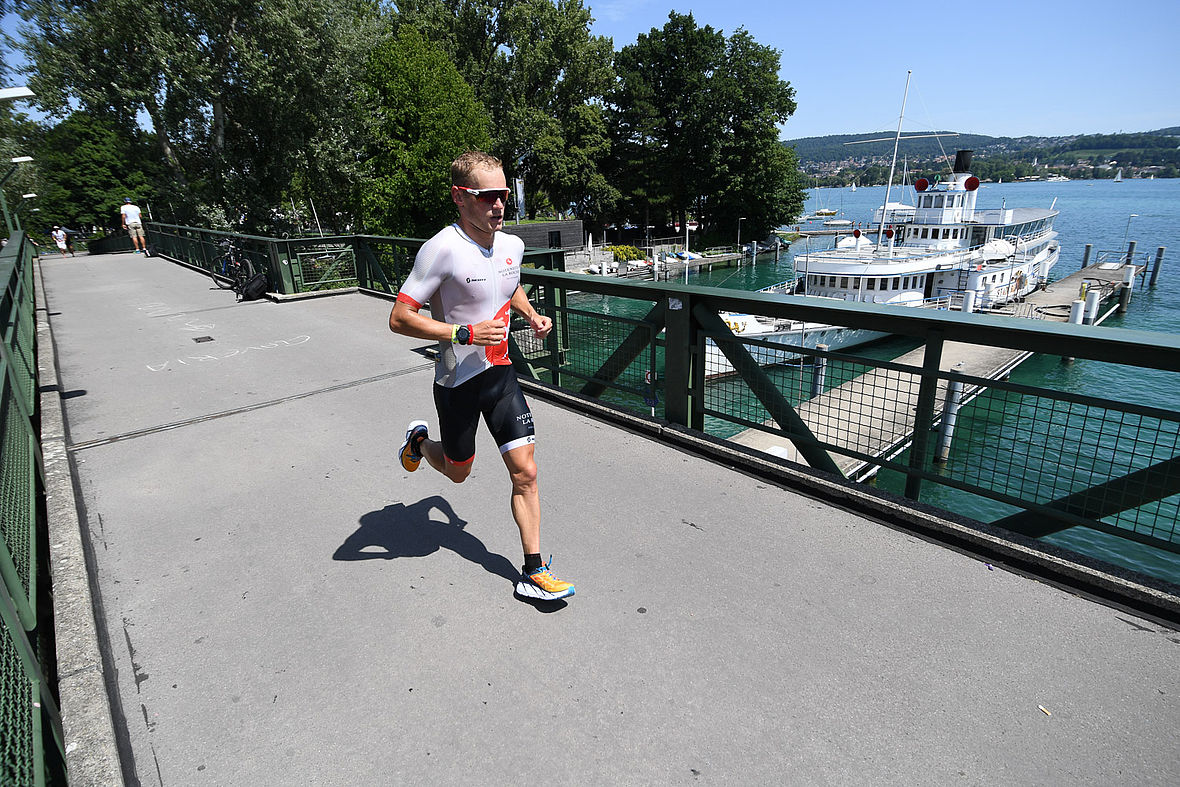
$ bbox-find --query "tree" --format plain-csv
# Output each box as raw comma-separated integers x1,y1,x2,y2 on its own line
397,0,617,222
14,0,389,230
360,26,492,238
708,29,801,237
26,112,160,232
608,13,726,234
606,13,800,239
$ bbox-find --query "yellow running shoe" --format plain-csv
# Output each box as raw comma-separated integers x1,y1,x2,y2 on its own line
398,420,428,472
515,558,575,601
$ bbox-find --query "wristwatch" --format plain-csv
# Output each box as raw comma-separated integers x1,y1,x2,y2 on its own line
453,324,472,345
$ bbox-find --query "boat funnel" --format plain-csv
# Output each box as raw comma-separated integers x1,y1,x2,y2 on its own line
953,150,974,173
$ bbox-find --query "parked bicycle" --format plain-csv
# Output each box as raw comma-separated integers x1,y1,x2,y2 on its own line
213,239,267,300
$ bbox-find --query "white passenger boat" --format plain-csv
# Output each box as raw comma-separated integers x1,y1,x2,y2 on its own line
708,147,1060,377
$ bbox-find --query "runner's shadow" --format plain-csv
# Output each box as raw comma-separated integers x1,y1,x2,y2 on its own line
334,496,518,584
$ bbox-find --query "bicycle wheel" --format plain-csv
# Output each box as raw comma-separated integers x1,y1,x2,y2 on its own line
212,256,236,289
232,259,255,298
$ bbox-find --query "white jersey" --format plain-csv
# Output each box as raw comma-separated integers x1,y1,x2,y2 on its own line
121,203,143,224
397,224,524,387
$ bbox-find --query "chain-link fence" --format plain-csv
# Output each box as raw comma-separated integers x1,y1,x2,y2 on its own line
517,268,1180,588
1,232,67,786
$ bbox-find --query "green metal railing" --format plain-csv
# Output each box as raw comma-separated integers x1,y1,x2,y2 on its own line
1,232,67,786
139,225,1180,586
143,223,566,296
511,269,1180,587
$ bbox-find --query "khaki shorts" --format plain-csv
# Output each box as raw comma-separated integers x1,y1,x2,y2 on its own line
126,221,145,241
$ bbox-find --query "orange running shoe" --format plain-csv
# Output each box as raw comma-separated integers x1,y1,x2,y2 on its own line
515,558,575,601
398,420,428,472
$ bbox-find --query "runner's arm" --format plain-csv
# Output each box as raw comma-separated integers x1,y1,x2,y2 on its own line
389,300,508,346
510,285,552,338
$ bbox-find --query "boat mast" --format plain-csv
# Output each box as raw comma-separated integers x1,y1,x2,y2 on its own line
878,70,912,251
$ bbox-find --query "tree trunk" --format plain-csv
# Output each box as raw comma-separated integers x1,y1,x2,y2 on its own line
144,100,188,188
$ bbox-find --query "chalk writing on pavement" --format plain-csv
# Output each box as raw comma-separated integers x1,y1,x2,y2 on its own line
147,335,311,372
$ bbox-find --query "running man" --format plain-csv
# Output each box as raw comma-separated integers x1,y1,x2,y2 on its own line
388,151,574,601
51,226,69,256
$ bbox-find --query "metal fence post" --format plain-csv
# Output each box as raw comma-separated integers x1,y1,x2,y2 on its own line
905,330,945,500
663,292,693,428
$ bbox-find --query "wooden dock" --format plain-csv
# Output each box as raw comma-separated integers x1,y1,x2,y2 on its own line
730,260,1144,480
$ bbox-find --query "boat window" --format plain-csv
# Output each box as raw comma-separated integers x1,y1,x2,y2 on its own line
840,277,848,288
867,278,876,290
933,195,944,208
892,277,900,289
921,228,929,238
940,229,948,239
923,196,932,208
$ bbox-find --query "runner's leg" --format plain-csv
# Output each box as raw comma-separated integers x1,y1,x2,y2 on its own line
502,444,540,554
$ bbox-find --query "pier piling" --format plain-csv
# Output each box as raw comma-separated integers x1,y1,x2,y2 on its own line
1118,266,1135,313
1149,246,1165,288
935,374,965,464
809,345,829,399
1083,290,1101,325
1125,240,1137,266
1063,299,1085,363
1081,243,1092,269
961,289,977,314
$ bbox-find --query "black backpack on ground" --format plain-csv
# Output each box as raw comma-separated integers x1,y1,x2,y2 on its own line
240,272,268,301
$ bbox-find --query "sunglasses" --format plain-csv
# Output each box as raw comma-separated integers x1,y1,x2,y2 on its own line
457,186,510,205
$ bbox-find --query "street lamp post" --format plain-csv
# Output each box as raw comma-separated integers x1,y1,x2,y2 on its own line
14,193,37,231
1,87,35,234
1,157,35,234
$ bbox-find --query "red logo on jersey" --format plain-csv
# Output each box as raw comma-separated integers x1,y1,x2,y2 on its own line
505,257,514,266
486,301,512,366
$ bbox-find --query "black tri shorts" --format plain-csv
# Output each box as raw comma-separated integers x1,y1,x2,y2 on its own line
432,364,535,464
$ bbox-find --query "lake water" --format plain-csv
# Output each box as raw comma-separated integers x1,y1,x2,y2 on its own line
577,178,1180,583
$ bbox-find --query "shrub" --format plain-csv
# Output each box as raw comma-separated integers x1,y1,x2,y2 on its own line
609,244,644,262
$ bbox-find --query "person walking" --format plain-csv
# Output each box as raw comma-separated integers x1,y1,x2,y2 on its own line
388,151,574,602
120,198,146,253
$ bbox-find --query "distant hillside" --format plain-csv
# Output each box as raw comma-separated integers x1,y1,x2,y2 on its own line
786,132,1027,165
784,128,1180,182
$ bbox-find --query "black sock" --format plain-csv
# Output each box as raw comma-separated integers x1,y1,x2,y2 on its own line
524,553,543,572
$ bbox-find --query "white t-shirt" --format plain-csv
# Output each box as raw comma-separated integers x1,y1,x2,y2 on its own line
396,224,524,388
120,203,142,225
52,228,67,247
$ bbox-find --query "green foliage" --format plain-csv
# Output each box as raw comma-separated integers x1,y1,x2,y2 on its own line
15,0,390,230
397,0,618,221
607,13,800,238
609,244,643,262
23,112,158,232
360,26,492,238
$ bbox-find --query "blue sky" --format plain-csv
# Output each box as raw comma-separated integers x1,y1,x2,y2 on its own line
5,1,1179,140
589,0,1180,139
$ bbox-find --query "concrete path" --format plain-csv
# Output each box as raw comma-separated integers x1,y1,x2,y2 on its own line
41,251,1179,785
